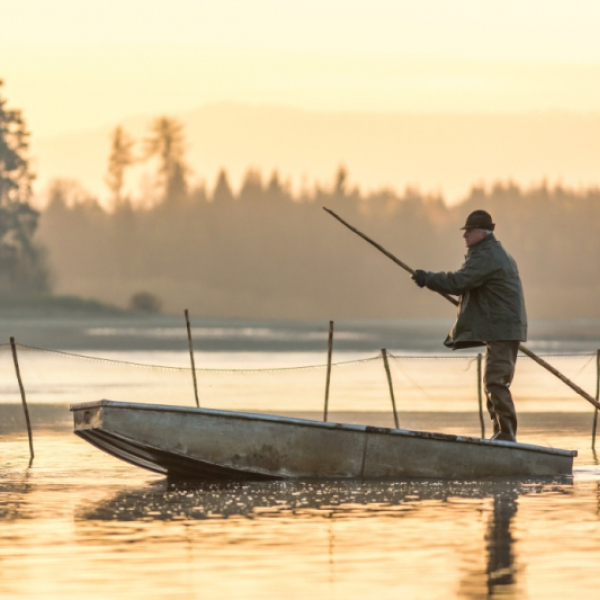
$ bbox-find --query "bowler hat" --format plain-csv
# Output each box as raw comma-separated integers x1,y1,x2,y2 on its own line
461,210,495,231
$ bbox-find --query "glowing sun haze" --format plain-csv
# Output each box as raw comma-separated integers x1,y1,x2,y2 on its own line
3,0,600,202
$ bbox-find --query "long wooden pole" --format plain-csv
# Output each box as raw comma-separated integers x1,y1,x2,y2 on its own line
477,353,486,439
323,207,457,305
592,349,600,450
324,206,600,411
382,349,399,429
184,309,200,408
10,337,34,460
323,321,334,422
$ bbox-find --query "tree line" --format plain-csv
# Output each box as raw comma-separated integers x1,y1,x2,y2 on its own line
2,85,600,318
38,164,600,318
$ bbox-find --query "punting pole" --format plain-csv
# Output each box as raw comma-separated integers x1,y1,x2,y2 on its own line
9,337,34,460
323,321,334,422
382,349,399,429
477,353,486,439
323,206,600,412
184,309,200,408
592,349,600,450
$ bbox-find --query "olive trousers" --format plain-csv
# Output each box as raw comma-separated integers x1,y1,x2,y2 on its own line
484,340,520,438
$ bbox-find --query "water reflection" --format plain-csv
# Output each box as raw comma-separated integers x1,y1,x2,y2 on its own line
78,477,572,598
0,467,32,521
486,489,518,597
79,477,572,522
455,486,520,599
2,428,597,600
4,435,600,600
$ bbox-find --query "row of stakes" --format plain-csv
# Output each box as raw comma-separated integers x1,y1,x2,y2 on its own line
8,314,600,463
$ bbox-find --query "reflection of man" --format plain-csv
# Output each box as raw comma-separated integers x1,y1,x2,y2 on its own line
486,488,518,594
411,210,527,442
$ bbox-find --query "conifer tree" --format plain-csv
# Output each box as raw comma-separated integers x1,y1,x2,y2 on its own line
105,126,135,209
212,169,234,204
0,80,50,293
144,116,188,206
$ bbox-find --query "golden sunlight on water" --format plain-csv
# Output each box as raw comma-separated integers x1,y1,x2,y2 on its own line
2,344,600,598
1,426,600,600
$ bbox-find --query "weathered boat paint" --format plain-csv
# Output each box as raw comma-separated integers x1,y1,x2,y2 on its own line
71,400,577,479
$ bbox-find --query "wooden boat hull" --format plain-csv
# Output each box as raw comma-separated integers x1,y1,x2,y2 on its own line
71,400,577,480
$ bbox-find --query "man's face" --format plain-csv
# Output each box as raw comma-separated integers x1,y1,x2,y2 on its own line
463,228,487,248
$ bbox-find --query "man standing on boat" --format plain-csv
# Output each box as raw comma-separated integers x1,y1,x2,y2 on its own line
411,210,527,442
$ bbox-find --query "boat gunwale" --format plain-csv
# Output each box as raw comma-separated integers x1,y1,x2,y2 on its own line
70,399,578,458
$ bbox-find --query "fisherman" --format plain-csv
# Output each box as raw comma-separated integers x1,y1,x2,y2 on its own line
411,210,527,442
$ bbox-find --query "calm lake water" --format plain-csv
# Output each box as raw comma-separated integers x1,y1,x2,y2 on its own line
2,317,600,599
2,422,600,600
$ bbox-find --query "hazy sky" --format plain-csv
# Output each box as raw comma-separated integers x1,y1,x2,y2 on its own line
3,1,600,202
4,0,600,58
3,0,600,136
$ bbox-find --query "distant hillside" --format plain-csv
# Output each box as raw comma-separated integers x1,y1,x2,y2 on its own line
31,105,600,205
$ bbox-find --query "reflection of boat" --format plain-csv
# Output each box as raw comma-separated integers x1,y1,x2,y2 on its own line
71,400,577,480
78,477,572,521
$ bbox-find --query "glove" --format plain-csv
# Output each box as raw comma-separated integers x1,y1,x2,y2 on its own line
411,269,427,288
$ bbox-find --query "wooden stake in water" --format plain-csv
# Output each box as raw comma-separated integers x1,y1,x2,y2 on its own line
10,337,34,460
323,321,334,422
592,349,600,450
382,349,399,429
184,309,200,408
477,353,486,439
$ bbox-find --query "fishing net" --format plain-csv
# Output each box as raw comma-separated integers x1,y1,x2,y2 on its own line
0,343,597,421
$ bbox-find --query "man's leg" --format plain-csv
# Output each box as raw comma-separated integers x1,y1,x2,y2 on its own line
484,341,520,441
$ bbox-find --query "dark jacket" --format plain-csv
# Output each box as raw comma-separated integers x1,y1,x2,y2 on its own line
423,234,527,349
